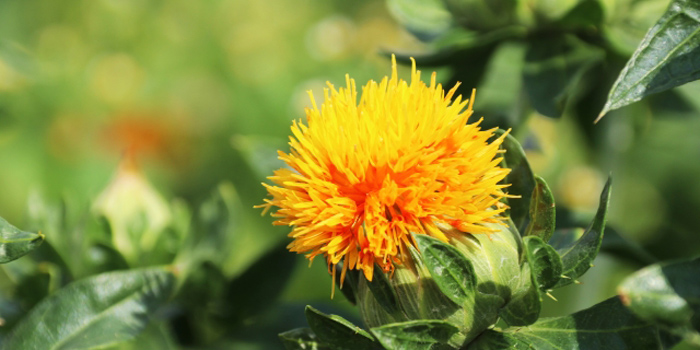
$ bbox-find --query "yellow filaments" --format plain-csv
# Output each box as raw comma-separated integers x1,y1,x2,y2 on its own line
260,56,511,289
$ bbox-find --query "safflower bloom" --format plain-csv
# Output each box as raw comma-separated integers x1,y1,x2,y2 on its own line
260,56,510,287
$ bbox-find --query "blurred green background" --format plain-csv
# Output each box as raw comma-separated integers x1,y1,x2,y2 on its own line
1,0,699,348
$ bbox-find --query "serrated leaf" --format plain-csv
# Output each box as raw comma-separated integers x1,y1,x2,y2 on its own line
498,279,540,327
524,236,563,291
2,267,175,350
523,34,604,118
414,234,477,307
524,176,556,242
468,297,671,350
371,320,458,350
599,0,700,119
495,129,535,234
0,216,44,264
618,257,700,346
553,176,611,288
305,306,380,350
279,328,332,350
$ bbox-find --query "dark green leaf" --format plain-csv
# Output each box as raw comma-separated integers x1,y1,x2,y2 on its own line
365,263,402,315
556,0,604,29
618,257,700,346
0,216,44,264
524,176,556,242
599,0,700,119
524,236,563,291
219,242,296,323
414,234,477,307
498,279,541,327
523,35,604,118
371,320,458,350
553,176,611,288
304,306,380,350
469,297,669,350
279,328,332,350
495,129,535,234
2,267,176,350
601,227,657,266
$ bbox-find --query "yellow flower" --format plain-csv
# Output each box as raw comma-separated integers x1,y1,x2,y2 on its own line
260,56,510,287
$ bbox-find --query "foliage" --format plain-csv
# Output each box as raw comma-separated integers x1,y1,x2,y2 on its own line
0,0,699,349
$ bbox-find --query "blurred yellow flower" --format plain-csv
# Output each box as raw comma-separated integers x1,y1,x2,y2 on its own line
260,56,510,287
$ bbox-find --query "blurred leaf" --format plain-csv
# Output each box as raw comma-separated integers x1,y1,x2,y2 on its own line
648,88,699,119
370,320,458,350
556,0,605,29
474,42,526,130
443,0,518,31
0,216,43,263
523,35,604,118
495,129,536,234
469,297,671,350
387,0,452,40
218,242,296,324
2,267,175,350
305,306,381,350
524,176,556,242
599,0,700,119
601,227,657,266
548,227,584,252
414,234,477,307
279,328,331,350
524,236,563,291
104,322,178,350
618,256,700,346
554,176,611,288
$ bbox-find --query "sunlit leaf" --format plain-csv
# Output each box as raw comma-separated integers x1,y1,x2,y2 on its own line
618,257,700,346
2,267,175,350
598,0,700,120
371,320,458,350
414,234,477,307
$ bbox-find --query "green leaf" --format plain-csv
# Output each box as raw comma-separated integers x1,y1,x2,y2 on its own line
2,267,176,350
498,278,541,327
495,129,535,234
304,306,380,350
523,34,604,118
279,328,332,350
0,216,44,264
468,297,670,350
524,236,563,291
219,242,296,323
414,234,477,307
556,0,604,29
618,257,700,346
523,176,556,242
371,320,459,350
364,263,402,315
387,0,452,39
553,176,612,288
599,0,700,119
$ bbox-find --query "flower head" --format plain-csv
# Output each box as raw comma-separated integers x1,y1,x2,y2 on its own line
260,56,510,286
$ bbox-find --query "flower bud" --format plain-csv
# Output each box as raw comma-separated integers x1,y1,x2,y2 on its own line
93,156,171,264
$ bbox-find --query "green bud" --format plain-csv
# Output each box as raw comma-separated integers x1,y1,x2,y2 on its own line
92,157,172,265
356,222,534,347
